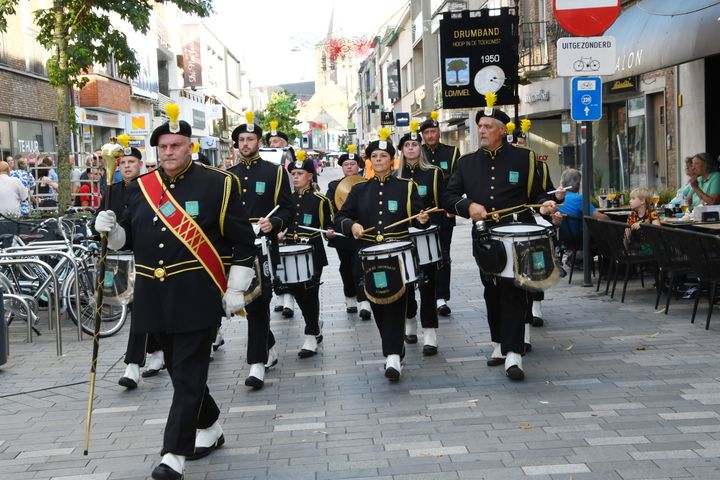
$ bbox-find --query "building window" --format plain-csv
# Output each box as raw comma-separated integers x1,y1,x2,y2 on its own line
226,53,241,97
401,61,413,95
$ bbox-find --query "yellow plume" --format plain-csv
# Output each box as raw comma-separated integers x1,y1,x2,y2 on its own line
166,103,180,122
430,111,439,122
347,144,356,154
520,119,532,133
116,134,130,149
410,120,419,133
269,120,279,131
192,142,200,154
505,122,516,133
296,150,306,161
378,128,391,142
245,111,254,124
484,92,497,107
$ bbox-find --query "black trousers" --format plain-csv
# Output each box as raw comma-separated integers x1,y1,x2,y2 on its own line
479,270,530,356
245,296,276,364
286,269,322,336
124,332,161,366
336,248,357,298
436,216,454,301
154,329,219,457
370,290,408,357
405,268,439,328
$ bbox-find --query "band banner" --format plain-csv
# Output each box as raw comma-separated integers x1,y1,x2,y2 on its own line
439,8,519,108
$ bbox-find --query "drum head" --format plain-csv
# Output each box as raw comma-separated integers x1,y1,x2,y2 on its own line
361,241,413,254
409,225,439,234
279,244,313,253
491,224,547,236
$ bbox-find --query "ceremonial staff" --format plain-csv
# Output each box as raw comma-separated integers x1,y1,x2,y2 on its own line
83,139,123,455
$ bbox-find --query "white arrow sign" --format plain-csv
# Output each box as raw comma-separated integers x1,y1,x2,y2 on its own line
584,106,590,116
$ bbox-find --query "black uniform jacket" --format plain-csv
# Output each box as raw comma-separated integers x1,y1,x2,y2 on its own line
284,185,333,270
441,142,551,238
119,161,257,334
102,180,133,217
423,143,460,184
335,174,426,250
397,164,444,222
326,176,357,251
227,155,294,236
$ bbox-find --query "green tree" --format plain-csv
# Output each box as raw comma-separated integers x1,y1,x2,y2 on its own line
0,0,213,212
261,89,302,144
447,59,468,84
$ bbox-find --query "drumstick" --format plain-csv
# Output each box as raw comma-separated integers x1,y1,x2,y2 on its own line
297,225,346,237
262,205,280,220
547,186,571,195
363,207,442,235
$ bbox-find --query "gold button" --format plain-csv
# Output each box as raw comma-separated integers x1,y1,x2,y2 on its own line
153,267,166,279
243,188,247,192
490,196,495,200
379,192,383,196
159,278,165,282
380,183,384,186
244,177,248,180
491,166,495,170
170,184,175,189
491,177,495,180
296,204,300,207
242,201,246,205
379,211,383,215
159,243,164,248
159,260,164,265
378,221,383,225
491,186,495,190
161,227,167,232
491,207,496,211
378,201,382,205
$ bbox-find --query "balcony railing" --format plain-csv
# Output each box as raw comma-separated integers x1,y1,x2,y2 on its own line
519,21,550,70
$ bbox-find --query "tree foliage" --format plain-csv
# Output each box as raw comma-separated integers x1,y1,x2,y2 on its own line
0,0,213,211
260,89,302,144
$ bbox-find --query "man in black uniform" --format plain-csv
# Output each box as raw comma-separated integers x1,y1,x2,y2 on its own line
228,112,294,389
336,131,429,381
420,111,460,317
325,145,361,314
441,107,557,381
281,152,333,357
106,141,166,389
95,105,258,479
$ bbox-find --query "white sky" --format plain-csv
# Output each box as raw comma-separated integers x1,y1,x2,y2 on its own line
207,0,408,86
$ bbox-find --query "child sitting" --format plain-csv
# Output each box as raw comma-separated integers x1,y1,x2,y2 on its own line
625,187,661,254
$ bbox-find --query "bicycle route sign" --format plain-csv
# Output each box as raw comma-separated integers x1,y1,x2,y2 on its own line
556,36,616,77
571,76,602,122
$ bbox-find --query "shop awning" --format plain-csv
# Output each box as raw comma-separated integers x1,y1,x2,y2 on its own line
605,0,720,81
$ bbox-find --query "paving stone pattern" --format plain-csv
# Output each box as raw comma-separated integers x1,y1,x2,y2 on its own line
2,168,720,479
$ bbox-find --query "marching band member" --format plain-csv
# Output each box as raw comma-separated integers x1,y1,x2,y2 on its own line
420,111,461,317
95,104,258,479
441,95,558,381
396,121,444,356
265,120,297,318
282,151,334,357
335,129,429,381
326,145,362,313
228,112,294,390
105,137,166,389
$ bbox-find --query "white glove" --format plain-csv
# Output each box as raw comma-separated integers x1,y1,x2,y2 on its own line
94,210,126,250
222,265,256,317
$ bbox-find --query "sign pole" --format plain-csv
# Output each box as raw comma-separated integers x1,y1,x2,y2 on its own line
580,121,593,287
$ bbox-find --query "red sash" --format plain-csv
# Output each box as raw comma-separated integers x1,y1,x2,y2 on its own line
138,171,227,293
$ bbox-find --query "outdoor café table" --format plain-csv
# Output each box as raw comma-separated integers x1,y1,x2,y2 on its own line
598,207,633,222
661,218,720,234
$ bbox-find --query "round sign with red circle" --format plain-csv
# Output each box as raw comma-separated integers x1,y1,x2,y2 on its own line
553,0,621,37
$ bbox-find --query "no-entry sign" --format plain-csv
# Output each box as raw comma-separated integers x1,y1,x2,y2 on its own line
553,0,621,37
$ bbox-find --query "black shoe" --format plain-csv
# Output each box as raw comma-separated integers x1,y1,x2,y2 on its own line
385,367,400,381
346,306,358,313
151,463,183,480
359,309,371,320
212,338,225,351
282,307,294,318
423,345,438,356
298,349,317,359
486,357,505,367
525,343,532,353
316,334,323,344
405,334,418,344
245,376,264,390
186,434,225,461
437,304,451,316
274,305,284,312
118,377,137,389
506,365,525,381
531,316,544,327
142,369,161,378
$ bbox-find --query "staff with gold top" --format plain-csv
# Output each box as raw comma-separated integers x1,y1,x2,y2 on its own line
335,128,429,382
94,104,258,480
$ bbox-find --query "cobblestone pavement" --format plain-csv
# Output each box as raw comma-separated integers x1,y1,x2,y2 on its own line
2,167,720,479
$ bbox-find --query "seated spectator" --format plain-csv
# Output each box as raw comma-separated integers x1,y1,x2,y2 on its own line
557,168,609,245
685,152,720,207
77,166,102,208
0,160,28,216
625,186,661,254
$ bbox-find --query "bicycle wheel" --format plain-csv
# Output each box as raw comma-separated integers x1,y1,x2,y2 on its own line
63,267,127,337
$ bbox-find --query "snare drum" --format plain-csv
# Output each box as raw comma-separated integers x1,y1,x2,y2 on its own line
277,244,315,284
488,223,558,291
359,241,417,284
409,225,442,266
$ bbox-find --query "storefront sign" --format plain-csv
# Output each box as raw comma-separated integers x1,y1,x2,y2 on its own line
192,109,206,129
603,76,638,95
519,77,569,116
181,24,203,88
381,112,395,126
127,113,151,136
439,9,519,108
75,107,125,129
200,137,218,150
